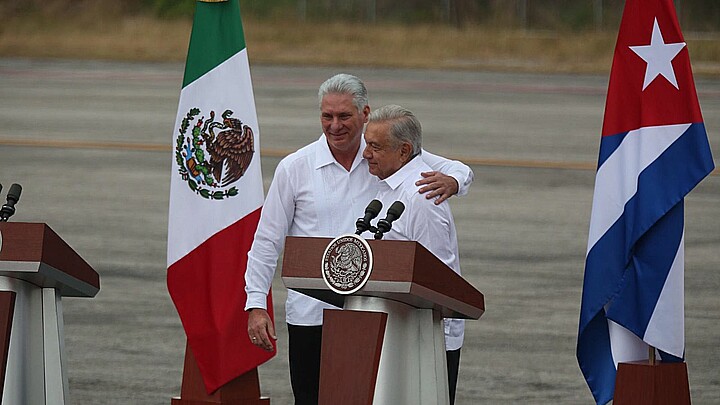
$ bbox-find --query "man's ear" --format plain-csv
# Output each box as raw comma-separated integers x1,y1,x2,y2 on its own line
362,105,370,123
400,142,413,162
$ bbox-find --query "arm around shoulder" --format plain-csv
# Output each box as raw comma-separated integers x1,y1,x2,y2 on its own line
418,149,475,200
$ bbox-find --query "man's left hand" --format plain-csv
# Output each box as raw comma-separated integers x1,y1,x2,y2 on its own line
416,171,459,205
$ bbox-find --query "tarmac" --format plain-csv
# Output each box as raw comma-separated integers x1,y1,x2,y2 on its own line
0,58,718,404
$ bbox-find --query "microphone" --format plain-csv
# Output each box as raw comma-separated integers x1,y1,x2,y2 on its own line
0,183,22,222
355,199,383,235
374,201,405,239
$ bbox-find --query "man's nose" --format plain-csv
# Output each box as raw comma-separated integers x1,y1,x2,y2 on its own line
329,117,342,129
362,146,371,159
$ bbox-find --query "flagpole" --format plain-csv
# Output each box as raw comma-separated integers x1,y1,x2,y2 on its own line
648,345,656,366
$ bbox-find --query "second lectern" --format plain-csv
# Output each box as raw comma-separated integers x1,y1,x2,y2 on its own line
0,222,99,404
282,236,485,405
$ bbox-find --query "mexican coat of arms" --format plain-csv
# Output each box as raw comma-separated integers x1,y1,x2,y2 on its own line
321,234,374,295
175,108,254,200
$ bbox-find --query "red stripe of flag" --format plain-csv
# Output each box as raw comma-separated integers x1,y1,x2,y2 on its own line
168,208,274,393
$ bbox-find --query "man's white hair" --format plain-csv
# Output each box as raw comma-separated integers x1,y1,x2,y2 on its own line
368,104,422,156
318,73,369,112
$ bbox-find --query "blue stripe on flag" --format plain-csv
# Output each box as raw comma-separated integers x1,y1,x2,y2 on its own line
597,131,628,168
659,349,684,363
606,201,683,335
577,309,617,404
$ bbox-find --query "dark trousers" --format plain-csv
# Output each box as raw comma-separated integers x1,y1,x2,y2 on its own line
447,348,461,405
288,324,461,405
288,324,323,405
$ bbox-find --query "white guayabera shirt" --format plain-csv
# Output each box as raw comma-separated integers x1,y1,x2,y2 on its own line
245,134,473,329
373,155,465,351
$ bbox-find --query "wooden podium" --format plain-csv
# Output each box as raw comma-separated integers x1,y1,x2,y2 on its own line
0,222,99,404
282,236,485,405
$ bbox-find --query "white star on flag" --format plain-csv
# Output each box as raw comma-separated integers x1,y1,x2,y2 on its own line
630,18,686,91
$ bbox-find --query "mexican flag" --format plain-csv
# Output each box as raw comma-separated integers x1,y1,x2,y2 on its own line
167,0,274,394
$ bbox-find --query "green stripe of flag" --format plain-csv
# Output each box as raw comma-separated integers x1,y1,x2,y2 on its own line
183,0,247,88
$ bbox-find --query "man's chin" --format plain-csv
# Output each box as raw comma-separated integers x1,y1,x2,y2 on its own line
328,135,355,151
371,171,387,180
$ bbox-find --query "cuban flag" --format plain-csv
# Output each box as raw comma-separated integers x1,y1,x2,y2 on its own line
167,0,275,394
577,0,715,403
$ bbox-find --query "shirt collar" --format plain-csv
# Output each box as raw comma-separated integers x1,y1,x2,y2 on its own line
314,134,366,172
314,134,336,169
380,155,423,190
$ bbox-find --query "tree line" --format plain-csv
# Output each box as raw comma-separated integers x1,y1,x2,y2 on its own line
4,0,719,32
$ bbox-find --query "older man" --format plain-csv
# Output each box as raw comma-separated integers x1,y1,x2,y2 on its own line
363,104,465,405
245,74,473,405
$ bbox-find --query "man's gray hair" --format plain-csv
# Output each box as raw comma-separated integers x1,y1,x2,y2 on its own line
318,73,369,112
368,104,422,156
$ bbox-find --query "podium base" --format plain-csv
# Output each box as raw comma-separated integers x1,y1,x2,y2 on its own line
342,295,450,405
171,344,269,405
319,309,387,405
614,361,690,405
0,278,69,404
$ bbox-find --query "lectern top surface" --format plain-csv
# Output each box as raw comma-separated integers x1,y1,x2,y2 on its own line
282,236,484,319
0,222,99,297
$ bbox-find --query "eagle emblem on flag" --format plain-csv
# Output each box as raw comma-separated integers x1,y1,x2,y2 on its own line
175,108,255,200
